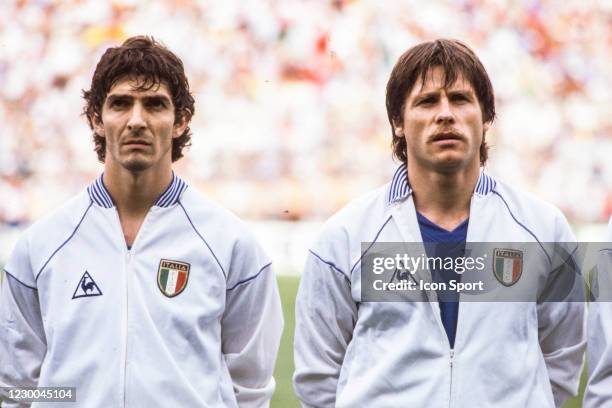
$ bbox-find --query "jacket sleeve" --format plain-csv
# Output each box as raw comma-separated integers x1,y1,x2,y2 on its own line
585,300,612,408
584,220,612,408
293,250,357,408
537,300,585,407
537,221,586,408
0,236,46,408
221,240,283,408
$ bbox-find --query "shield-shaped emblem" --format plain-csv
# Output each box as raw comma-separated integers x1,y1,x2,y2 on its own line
493,248,523,286
157,259,190,297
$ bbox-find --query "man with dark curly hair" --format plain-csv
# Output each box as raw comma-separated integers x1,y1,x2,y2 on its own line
0,36,283,407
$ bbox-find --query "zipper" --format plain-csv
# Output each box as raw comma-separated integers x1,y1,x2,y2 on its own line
109,208,129,408
431,300,457,408
449,349,454,408
123,250,131,408
114,208,151,407
449,273,464,408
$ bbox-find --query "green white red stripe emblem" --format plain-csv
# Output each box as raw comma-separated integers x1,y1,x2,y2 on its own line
493,248,523,286
157,259,190,297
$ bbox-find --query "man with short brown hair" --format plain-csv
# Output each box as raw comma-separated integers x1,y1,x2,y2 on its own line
293,39,584,407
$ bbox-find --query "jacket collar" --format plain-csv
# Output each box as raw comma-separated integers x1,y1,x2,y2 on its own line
87,172,188,208
386,163,496,206
387,164,411,205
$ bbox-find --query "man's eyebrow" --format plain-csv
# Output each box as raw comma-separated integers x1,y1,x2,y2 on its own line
411,91,440,102
412,88,474,99
106,94,132,102
105,94,172,103
143,95,172,103
448,88,474,95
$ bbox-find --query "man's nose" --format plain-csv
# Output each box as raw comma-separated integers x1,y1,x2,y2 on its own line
127,103,146,132
435,97,455,125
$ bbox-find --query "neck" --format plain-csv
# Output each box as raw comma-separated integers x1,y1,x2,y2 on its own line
103,163,173,217
407,161,480,231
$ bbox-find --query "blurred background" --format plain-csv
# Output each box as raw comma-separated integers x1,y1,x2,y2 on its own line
1,0,612,261
0,0,610,406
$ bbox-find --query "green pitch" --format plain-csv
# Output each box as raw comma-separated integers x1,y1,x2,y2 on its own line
271,275,587,408
272,276,301,407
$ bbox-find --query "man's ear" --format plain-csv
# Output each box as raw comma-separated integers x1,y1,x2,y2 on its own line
92,115,105,137
393,120,403,137
173,112,190,139
483,122,491,133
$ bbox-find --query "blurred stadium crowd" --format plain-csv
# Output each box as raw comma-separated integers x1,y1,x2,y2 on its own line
1,0,611,228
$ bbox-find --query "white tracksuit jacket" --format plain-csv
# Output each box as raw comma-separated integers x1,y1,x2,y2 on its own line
584,217,612,407
0,174,283,408
294,165,585,408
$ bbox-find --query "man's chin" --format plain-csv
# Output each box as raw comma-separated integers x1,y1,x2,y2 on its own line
429,153,476,173
121,159,151,173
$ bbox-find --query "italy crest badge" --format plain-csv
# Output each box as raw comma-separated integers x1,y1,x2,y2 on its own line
157,259,190,297
493,248,523,287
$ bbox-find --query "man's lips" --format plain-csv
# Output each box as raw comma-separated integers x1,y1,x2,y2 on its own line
123,140,151,147
430,132,463,142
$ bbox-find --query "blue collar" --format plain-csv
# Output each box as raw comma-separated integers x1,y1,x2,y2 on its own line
87,172,188,208
386,163,497,206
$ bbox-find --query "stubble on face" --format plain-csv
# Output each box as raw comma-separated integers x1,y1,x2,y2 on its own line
120,128,172,173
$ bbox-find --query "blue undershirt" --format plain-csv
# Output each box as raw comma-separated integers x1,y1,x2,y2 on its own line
417,212,468,349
